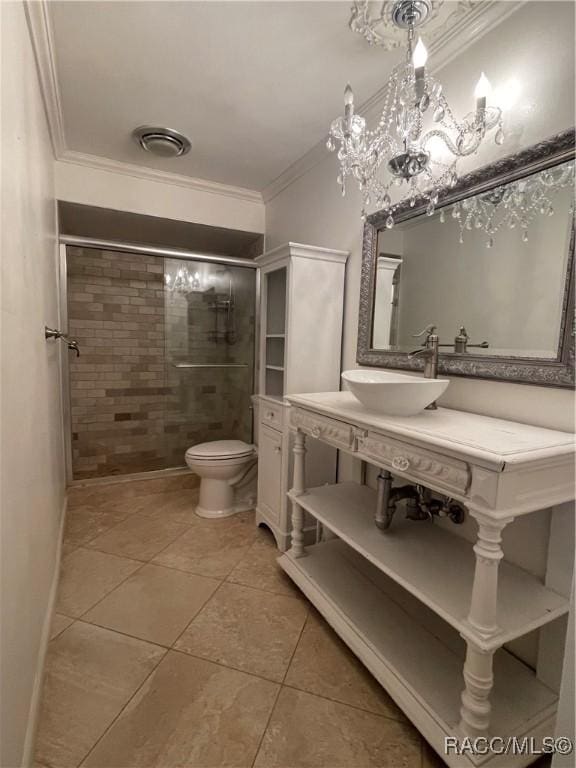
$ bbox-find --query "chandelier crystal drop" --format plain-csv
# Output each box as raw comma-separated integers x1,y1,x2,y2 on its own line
164,265,202,294
327,0,504,224
443,160,575,247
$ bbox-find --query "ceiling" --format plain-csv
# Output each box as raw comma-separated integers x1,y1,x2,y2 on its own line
48,1,517,193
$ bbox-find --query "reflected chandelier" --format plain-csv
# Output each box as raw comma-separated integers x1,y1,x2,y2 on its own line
327,0,504,224
441,160,575,248
165,265,202,294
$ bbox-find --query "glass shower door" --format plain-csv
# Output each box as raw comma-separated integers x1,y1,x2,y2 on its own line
162,258,256,467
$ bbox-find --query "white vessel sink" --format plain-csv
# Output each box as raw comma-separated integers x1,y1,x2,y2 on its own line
341,369,449,417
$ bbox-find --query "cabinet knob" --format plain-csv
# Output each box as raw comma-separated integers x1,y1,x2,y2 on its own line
266,411,275,419
274,445,282,454
392,456,411,472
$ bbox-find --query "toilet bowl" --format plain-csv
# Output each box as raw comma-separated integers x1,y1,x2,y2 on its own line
185,440,257,519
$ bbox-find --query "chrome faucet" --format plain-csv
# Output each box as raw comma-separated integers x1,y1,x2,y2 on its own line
409,325,439,409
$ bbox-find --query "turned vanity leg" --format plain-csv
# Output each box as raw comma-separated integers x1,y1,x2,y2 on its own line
459,510,512,736
460,643,495,736
467,512,511,637
289,429,307,558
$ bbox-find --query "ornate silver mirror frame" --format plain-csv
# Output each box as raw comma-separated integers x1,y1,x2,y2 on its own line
357,129,575,387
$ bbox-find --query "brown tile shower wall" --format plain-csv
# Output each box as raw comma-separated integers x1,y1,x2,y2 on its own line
67,247,168,478
67,248,254,480
163,264,256,459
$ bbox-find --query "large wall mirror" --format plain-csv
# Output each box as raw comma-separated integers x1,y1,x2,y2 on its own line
357,130,575,387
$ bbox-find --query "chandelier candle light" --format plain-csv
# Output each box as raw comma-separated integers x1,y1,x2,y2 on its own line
328,0,504,223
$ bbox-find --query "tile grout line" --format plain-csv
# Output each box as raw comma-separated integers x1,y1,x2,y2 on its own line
82,513,192,560
67,479,199,503
169,646,286,687
215,573,308,604
73,630,292,768
71,616,176,654
225,575,304,601
48,617,77,642
169,578,229,650
280,681,410,724
73,548,224,625
58,615,412,725
67,495,262,578
62,507,153,555
62,507,283,628
49,517,419,766
52,614,414,768
60,489,416,758
64,485,202,549
59,555,147,622
148,513,259,567
74,644,170,768
249,602,311,767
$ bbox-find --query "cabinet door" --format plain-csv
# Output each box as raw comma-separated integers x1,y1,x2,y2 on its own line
257,425,283,523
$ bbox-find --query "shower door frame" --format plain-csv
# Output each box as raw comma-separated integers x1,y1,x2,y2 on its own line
58,236,260,485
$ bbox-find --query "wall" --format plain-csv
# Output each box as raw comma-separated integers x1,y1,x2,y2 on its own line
55,159,265,235
67,247,255,479
0,3,66,765
264,0,575,669
67,247,169,478
265,0,575,433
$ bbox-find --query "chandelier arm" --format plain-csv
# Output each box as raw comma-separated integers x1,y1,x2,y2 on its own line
421,127,483,158
420,129,463,156
438,100,467,132
334,1,510,226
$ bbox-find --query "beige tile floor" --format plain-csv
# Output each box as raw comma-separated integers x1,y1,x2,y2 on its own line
35,474,549,768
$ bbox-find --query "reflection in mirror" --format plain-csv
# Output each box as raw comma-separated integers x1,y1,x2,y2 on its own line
373,255,402,348
371,158,575,359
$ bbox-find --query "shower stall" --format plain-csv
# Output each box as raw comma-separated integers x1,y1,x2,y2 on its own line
63,239,257,480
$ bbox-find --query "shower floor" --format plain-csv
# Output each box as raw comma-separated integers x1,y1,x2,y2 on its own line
33,475,547,768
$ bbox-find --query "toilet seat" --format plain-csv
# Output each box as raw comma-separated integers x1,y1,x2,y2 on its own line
185,440,254,461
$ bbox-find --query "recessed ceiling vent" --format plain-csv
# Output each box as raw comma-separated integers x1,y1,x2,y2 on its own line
132,126,191,158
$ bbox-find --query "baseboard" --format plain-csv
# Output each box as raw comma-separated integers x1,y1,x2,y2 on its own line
68,465,190,488
21,495,67,767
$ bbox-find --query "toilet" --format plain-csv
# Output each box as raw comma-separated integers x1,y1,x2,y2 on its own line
185,440,257,519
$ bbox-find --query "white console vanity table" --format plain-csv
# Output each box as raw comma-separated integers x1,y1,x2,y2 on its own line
279,391,575,768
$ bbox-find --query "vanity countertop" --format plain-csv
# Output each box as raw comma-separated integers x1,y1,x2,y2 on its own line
286,391,575,470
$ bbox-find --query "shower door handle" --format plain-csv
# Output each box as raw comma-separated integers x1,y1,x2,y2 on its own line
45,327,80,357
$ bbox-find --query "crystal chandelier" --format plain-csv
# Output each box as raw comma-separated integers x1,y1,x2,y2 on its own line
441,160,575,248
165,265,202,294
327,0,504,224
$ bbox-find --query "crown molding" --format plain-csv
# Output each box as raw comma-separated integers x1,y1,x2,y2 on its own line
24,0,66,157
24,0,524,208
24,0,263,206
57,150,264,204
262,0,525,203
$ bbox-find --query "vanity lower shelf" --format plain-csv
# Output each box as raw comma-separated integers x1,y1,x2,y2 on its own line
278,540,558,768
288,482,568,650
